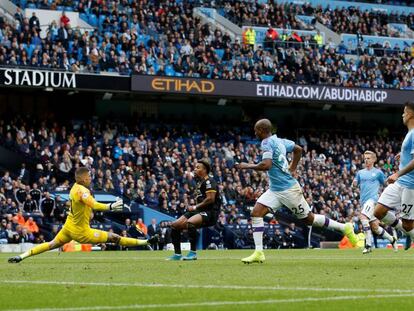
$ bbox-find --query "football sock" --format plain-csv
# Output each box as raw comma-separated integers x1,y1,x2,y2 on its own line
20,242,50,260
252,217,264,251
361,218,372,247
119,237,147,247
312,214,345,232
171,227,182,255
373,227,394,243
187,223,197,252
381,212,404,232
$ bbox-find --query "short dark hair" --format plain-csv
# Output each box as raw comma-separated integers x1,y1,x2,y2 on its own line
405,101,414,112
75,167,89,180
198,158,211,174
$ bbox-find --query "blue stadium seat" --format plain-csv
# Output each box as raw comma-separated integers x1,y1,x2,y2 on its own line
260,75,274,82
215,49,224,60
79,13,88,23
88,14,98,27
27,3,36,8
99,15,106,30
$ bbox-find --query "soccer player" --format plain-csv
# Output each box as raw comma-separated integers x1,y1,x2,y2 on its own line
353,151,398,254
235,119,358,264
373,102,414,246
8,167,156,263
167,158,221,261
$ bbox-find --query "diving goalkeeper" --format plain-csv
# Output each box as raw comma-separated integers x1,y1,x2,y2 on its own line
8,167,157,263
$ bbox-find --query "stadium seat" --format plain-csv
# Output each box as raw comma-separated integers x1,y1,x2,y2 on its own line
88,14,98,27
79,13,88,23
215,49,224,60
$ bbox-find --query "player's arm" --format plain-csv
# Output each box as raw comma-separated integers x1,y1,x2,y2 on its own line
80,192,124,211
188,192,216,212
235,159,272,171
389,157,414,183
288,144,302,174
352,172,360,188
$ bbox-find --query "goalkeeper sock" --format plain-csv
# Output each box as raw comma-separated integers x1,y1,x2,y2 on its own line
119,237,147,247
252,217,264,251
20,242,50,260
171,227,182,255
187,223,197,252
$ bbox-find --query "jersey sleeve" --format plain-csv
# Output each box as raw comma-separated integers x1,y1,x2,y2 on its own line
261,139,273,160
378,170,386,185
205,178,217,193
282,138,295,153
78,189,109,211
354,171,360,186
410,131,414,155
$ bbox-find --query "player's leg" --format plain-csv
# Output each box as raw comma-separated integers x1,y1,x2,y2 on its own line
370,220,398,251
373,184,404,232
182,214,204,260
360,199,376,253
242,189,276,264
281,184,358,246
399,188,414,242
360,214,373,253
8,228,70,263
167,215,188,260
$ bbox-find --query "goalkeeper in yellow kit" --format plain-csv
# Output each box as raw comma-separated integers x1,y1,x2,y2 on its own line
8,167,157,263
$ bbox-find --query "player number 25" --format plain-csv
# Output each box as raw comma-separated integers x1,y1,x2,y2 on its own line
292,204,305,215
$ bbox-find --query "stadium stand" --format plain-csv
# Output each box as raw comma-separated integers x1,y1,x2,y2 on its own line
0,0,413,88
0,115,401,248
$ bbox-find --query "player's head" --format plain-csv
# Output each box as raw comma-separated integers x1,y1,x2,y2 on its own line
254,119,272,140
75,167,92,187
403,101,414,126
363,151,377,168
195,158,210,178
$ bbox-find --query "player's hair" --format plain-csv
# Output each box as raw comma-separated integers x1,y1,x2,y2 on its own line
364,150,377,160
75,167,90,181
255,119,273,133
198,158,211,174
405,101,414,112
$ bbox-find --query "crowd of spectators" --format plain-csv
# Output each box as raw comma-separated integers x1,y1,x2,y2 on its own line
0,1,413,89
0,115,402,247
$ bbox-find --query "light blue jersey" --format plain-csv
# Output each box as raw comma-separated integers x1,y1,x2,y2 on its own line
261,134,297,192
355,168,386,206
397,129,414,189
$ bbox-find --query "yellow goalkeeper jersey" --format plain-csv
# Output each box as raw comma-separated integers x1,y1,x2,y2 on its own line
65,183,108,232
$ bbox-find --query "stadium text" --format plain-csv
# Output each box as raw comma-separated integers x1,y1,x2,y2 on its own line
3,69,76,88
151,78,215,93
256,84,388,103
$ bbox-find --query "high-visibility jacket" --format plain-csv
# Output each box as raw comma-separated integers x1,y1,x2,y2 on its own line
245,28,256,45
315,33,323,46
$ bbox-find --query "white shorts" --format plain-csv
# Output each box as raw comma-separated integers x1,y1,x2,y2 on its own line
378,182,414,220
361,199,376,221
257,183,310,219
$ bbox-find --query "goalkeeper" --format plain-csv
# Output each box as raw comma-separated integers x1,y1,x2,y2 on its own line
9,167,157,263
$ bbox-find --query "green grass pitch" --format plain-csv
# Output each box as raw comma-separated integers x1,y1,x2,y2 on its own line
1,249,414,311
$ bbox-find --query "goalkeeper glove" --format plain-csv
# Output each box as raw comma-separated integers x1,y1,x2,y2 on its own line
108,199,123,211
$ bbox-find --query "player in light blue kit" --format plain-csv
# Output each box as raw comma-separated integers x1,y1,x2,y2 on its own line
235,119,358,264
353,151,398,254
374,102,414,247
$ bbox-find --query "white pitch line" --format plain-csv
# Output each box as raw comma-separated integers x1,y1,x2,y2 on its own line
2,280,414,294
6,293,414,311
4,255,414,261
